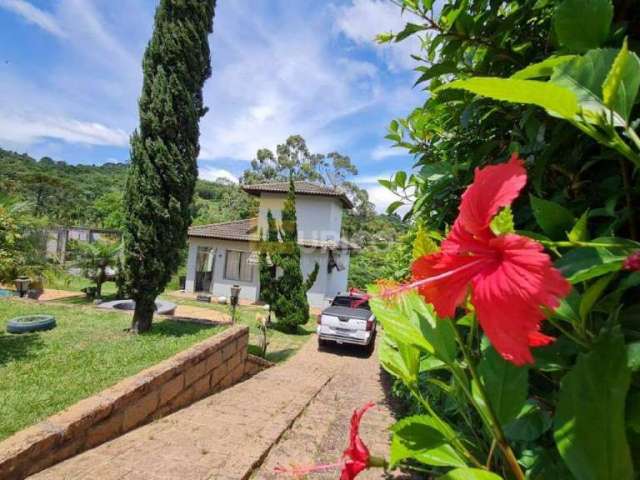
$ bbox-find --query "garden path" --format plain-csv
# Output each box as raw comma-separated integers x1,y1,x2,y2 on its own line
32,336,398,480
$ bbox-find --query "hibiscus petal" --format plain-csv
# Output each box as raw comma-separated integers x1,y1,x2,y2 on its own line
344,402,374,464
412,253,489,318
458,154,527,237
471,234,571,365
340,460,368,480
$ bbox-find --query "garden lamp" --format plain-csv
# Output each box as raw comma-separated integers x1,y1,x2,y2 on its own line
15,276,31,298
230,284,241,323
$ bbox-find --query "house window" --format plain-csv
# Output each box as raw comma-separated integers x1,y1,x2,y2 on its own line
224,250,253,282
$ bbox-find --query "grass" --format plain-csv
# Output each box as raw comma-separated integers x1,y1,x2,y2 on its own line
161,294,316,364
42,270,118,296
0,298,224,441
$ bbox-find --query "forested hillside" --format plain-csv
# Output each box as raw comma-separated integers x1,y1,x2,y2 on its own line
0,148,258,229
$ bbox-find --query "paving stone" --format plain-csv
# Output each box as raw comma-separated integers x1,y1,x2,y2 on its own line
32,338,399,480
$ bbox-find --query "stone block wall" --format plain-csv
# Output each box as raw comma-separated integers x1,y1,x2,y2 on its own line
0,325,266,479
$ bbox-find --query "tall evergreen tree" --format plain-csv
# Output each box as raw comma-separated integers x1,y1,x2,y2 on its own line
258,179,319,332
123,0,216,332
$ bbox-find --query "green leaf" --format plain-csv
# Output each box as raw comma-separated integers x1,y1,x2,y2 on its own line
387,200,405,214
627,342,640,371
602,39,640,121
395,170,408,187
369,295,433,352
554,290,582,324
511,55,577,79
579,273,614,320
414,62,460,86
379,335,420,386
437,77,579,119
438,468,503,480
504,402,552,442
401,291,458,364
413,225,438,260
529,195,575,240
554,329,633,480
395,22,426,42
390,415,468,468
550,48,625,125
490,207,515,235
555,247,625,283
567,210,589,242
475,346,528,425
553,0,613,52
534,336,580,372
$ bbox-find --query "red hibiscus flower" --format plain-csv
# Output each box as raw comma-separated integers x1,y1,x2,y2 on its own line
274,402,382,479
410,154,571,365
623,251,640,271
341,402,375,480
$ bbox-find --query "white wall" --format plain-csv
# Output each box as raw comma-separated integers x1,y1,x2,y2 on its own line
257,193,343,242
186,237,350,308
325,249,350,300
185,238,260,303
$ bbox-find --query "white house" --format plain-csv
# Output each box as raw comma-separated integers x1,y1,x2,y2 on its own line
184,181,358,308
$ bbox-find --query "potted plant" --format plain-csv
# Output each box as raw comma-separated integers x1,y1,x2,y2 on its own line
27,275,44,299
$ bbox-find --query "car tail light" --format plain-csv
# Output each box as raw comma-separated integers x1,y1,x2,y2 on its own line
366,318,374,331
317,315,322,325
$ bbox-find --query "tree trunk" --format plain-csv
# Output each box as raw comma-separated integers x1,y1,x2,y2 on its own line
96,268,104,298
131,295,155,333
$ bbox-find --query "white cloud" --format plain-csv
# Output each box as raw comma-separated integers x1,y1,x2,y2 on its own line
366,184,411,215
197,2,384,162
358,171,396,184
198,166,239,184
371,145,405,160
0,113,128,147
0,0,66,37
333,0,421,71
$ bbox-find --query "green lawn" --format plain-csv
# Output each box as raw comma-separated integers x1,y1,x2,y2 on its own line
54,290,317,364
161,294,316,364
0,298,224,440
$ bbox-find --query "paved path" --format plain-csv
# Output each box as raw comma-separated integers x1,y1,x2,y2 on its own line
170,305,231,325
32,337,397,480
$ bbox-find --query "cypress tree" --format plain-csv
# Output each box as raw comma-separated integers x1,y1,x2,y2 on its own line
259,179,319,332
258,211,278,307
123,0,216,332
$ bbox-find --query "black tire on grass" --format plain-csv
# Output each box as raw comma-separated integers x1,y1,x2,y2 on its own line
6,315,56,334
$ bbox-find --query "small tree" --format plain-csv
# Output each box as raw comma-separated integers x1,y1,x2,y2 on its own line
75,240,121,299
0,195,47,283
258,179,319,332
123,0,216,332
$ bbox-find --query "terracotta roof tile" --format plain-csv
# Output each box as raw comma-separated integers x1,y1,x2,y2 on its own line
241,181,353,209
188,218,257,242
188,217,358,250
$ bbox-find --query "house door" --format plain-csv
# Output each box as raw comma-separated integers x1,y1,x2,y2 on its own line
195,247,215,292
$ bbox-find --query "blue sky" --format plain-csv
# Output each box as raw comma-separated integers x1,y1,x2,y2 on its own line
0,0,425,210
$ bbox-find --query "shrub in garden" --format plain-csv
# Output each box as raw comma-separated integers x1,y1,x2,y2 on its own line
258,179,319,332
74,239,121,299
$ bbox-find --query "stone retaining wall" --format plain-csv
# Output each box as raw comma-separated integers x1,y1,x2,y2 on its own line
244,353,275,378
0,325,261,479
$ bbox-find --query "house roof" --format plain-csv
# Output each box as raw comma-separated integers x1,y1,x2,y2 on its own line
241,181,354,209
188,217,359,250
188,218,257,242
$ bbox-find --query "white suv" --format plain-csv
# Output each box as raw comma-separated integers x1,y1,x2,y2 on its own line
317,293,376,352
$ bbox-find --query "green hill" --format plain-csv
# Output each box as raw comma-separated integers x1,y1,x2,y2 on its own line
0,148,257,229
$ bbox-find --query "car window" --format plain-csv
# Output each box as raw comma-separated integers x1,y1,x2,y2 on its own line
332,296,370,310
